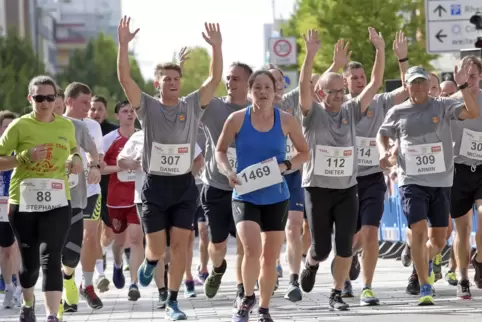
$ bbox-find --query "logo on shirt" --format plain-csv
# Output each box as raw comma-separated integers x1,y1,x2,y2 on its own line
58,136,67,141
367,110,373,117
178,113,186,122
286,108,293,114
342,119,348,124
432,116,439,124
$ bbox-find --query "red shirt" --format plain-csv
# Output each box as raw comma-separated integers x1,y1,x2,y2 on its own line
103,130,135,207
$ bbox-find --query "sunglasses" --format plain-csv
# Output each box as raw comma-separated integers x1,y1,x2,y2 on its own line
32,95,56,103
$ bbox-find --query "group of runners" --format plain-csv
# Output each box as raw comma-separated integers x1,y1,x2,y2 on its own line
0,15,482,322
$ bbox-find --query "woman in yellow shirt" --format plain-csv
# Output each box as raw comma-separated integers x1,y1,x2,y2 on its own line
0,75,82,322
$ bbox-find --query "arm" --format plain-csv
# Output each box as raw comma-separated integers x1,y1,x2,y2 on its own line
100,163,121,175
199,23,223,107
284,115,309,171
215,114,240,176
376,109,398,169
0,156,18,171
117,17,142,108
0,120,19,171
454,63,480,120
391,30,409,105
357,28,385,113
300,30,321,116
192,154,204,177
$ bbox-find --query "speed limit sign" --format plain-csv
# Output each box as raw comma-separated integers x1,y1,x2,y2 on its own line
268,37,297,66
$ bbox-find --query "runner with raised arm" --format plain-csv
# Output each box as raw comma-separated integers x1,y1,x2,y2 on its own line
298,28,385,311
117,15,223,320
377,64,479,305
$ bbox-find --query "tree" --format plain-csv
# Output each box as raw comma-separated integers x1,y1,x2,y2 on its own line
172,46,227,97
0,29,47,114
282,0,438,81
58,32,154,119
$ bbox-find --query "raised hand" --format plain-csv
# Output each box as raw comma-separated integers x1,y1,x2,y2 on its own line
368,27,385,50
118,16,139,46
393,31,408,59
178,47,190,71
29,144,47,162
333,39,352,67
302,29,321,55
202,23,222,47
454,61,473,85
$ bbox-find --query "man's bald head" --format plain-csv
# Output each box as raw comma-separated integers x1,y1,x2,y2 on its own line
439,80,458,97
316,72,343,90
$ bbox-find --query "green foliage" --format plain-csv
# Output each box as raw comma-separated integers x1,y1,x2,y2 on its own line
282,0,438,80
0,29,47,114
172,46,227,97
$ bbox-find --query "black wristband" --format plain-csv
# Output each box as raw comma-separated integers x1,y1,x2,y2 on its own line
282,160,292,172
398,57,408,63
457,82,469,90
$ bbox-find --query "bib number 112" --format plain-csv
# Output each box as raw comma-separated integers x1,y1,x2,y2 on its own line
326,157,345,168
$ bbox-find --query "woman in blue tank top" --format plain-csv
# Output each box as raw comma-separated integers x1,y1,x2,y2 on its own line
215,70,309,322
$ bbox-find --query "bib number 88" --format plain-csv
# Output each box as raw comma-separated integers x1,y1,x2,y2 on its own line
415,155,435,165
241,166,271,182
37,191,52,202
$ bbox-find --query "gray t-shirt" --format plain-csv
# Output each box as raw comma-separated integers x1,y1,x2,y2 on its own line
355,92,397,177
301,99,362,189
451,91,482,166
278,88,300,119
137,91,202,176
200,97,247,191
378,97,464,188
65,117,95,209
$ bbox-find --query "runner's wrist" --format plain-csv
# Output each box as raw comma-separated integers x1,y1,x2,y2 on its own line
69,152,82,162
16,150,31,164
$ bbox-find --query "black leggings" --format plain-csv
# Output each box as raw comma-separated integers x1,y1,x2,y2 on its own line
62,208,83,268
9,203,72,292
304,186,358,261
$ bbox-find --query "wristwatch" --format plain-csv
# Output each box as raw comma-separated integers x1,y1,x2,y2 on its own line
89,163,100,169
282,160,292,173
457,82,469,90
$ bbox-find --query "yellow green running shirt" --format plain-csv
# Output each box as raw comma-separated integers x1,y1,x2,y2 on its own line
0,112,77,209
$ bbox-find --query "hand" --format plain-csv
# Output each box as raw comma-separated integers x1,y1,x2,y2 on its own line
368,27,385,50
227,170,241,188
454,61,473,86
86,167,101,184
178,47,190,72
302,29,321,55
333,39,352,68
118,16,139,46
68,155,83,175
126,159,141,171
29,144,47,162
393,30,408,59
202,23,222,47
379,151,394,170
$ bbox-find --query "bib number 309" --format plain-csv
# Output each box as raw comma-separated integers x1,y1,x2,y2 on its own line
235,157,283,196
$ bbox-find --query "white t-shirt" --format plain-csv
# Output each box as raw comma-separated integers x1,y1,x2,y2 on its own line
79,118,104,197
117,130,202,204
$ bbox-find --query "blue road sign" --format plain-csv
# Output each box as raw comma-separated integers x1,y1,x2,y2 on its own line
284,75,290,89
450,4,461,16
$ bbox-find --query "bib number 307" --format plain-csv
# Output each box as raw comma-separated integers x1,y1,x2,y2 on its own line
19,178,68,212
149,143,191,175
459,128,482,161
235,157,283,196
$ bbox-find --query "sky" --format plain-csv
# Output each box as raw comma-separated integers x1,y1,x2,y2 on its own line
121,0,297,81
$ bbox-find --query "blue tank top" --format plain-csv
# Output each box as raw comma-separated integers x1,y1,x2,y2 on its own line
232,106,289,205
0,170,12,197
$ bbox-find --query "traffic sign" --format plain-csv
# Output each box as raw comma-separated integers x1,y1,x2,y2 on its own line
268,37,297,66
425,0,482,53
283,71,298,92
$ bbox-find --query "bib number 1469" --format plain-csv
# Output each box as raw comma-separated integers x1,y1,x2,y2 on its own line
241,166,270,182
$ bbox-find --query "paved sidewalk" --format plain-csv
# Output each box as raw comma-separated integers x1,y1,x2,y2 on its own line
2,239,482,321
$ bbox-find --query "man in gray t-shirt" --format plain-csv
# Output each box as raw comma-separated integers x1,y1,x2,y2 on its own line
298,28,385,311
116,16,223,317
377,65,478,305
447,55,482,297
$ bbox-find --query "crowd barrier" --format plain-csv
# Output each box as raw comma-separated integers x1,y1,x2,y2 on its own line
378,183,478,263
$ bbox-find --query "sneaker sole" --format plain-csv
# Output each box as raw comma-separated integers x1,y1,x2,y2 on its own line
284,293,302,302
97,279,110,293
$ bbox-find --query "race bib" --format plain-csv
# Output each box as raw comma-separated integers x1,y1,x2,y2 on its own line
404,142,445,175
314,145,354,177
117,169,136,182
65,162,79,188
286,137,297,160
227,147,237,172
19,178,68,212
0,196,8,223
235,157,283,196
149,143,191,175
459,128,482,161
356,137,379,166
